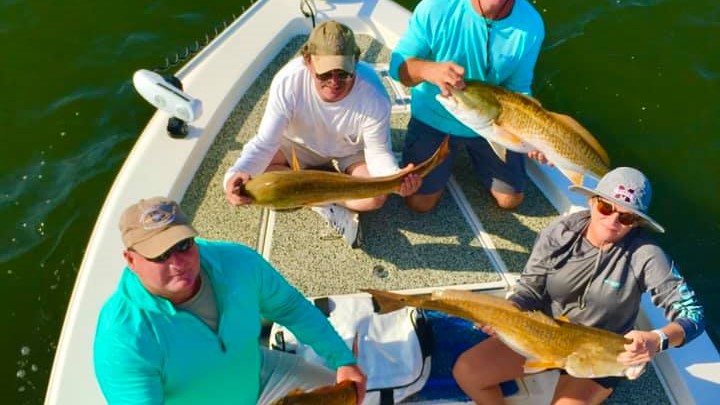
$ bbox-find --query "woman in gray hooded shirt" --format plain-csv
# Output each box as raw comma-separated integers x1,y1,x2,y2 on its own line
453,167,705,404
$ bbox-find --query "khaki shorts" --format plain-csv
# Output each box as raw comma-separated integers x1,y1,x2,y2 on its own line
257,347,335,405
279,138,365,174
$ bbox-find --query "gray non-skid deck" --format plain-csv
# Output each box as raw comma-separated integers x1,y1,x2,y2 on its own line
182,35,669,404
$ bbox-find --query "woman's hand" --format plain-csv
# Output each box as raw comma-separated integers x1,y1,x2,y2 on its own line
617,329,659,367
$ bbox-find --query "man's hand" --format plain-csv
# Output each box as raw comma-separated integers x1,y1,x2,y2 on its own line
527,150,550,165
425,61,466,97
396,164,422,197
336,364,367,404
224,172,253,206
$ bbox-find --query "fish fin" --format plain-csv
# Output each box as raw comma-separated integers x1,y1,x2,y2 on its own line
290,146,300,171
362,289,413,314
549,112,610,166
518,93,543,107
556,166,585,186
525,310,561,327
285,388,306,396
554,315,572,323
489,141,508,162
413,135,451,178
523,359,562,373
624,364,647,380
492,124,529,150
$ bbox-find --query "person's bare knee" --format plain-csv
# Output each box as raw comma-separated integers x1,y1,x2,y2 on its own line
552,375,613,405
404,191,443,213
452,339,524,404
491,190,524,210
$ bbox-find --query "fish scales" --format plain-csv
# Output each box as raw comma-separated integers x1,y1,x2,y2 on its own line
242,136,449,209
491,88,608,178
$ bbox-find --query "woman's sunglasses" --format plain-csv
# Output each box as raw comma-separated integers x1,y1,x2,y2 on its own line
144,238,195,263
314,69,354,82
595,198,639,226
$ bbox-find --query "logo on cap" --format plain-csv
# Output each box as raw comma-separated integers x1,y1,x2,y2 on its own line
140,203,177,230
612,185,637,204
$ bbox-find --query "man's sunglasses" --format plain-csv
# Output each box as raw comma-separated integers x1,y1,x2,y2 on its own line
595,198,639,226
314,69,354,82
144,238,195,263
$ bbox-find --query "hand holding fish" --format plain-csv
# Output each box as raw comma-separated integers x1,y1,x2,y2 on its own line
527,150,549,165
396,164,422,197
336,364,367,404
418,60,466,97
617,330,660,368
225,171,253,206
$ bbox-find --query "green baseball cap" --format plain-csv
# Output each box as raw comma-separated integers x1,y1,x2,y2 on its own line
305,21,360,74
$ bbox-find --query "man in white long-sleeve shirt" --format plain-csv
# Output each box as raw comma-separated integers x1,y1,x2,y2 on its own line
224,21,420,247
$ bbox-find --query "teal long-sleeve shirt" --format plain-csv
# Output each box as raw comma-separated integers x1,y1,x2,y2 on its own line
389,0,544,137
94,238,355,404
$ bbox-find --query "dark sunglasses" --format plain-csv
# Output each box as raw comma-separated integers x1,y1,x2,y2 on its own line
314,69,354,82
595,198,638,226
145,238,195,263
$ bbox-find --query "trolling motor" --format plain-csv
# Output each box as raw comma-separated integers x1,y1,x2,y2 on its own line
132,69,202,138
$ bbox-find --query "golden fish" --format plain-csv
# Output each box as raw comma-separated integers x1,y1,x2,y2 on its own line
270,380,357,405
436,81,610,185
241,137,449,209
363,288,644,379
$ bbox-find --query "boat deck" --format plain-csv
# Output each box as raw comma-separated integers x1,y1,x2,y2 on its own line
181,35,669,404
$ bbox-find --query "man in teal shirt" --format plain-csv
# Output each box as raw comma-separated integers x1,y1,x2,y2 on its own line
93,197,366,404
390,0,545,211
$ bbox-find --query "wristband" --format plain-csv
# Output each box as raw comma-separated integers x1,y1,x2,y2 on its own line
652,329,669,352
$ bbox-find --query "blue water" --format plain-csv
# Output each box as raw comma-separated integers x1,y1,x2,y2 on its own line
2,1,719,403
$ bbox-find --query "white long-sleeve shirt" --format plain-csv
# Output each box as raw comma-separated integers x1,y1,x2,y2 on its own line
224,57,399,190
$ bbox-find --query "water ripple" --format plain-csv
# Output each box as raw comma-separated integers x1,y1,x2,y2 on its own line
1,133,125,263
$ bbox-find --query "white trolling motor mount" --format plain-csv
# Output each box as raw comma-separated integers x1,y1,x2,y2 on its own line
132,69,202,138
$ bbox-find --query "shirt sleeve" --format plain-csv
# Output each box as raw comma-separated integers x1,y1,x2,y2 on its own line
222,75,292,190
389,0,433,81
94,324,164,404
509,230,552,311
251,251,356,368
360,96,400,176
637,246,705,346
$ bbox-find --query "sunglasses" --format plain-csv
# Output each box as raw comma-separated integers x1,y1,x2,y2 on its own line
144,238,195,263
314,69,354,82
595,198,638,226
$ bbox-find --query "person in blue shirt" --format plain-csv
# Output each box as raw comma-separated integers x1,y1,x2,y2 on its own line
389,0,546,211
93,196,366,404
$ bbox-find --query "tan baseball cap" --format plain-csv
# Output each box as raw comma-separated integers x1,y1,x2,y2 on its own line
119,197,198,258
305,21,361,74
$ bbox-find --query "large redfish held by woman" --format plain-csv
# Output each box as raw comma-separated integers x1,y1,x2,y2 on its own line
363,288,645,380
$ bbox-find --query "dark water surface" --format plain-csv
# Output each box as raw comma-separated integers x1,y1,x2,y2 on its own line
2,0,718,403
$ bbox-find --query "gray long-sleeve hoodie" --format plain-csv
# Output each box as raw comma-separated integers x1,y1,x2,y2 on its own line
509,211,704,345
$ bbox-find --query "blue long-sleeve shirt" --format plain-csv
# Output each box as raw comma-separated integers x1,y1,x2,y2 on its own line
389,0,544,137
94,238,355,404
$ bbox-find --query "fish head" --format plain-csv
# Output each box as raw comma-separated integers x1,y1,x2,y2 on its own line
436,84,501,138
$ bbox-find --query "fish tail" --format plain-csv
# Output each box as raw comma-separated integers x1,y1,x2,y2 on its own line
362,289,416,314
413,136,450,178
